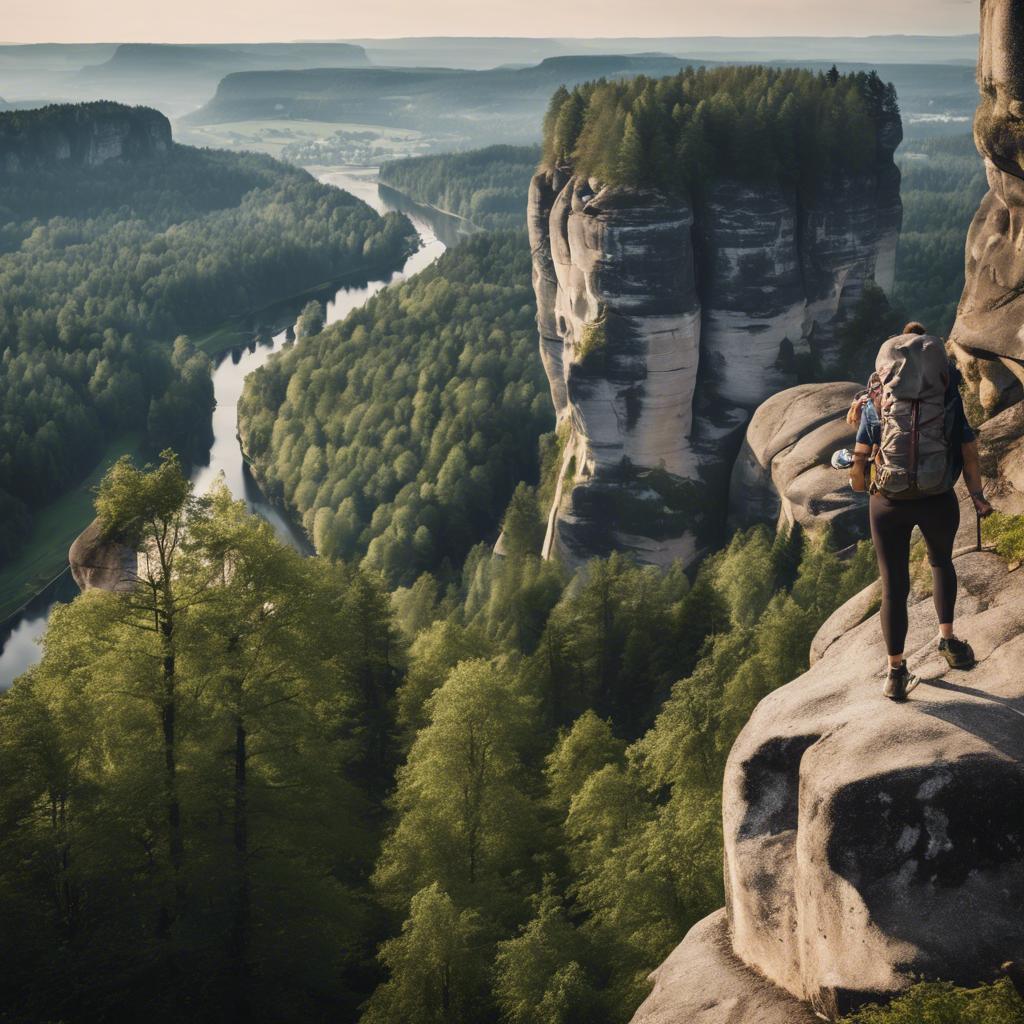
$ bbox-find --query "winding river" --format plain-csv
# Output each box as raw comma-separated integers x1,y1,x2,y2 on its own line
0,166,454,689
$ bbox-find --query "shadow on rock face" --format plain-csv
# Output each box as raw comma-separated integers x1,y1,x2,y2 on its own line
827,756,1024,987
721,550,1024,1013
920,679,1024,761
737,735,821,841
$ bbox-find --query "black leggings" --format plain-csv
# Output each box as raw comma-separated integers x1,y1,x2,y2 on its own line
869,490,960,656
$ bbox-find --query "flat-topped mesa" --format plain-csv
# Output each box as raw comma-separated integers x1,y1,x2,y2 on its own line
950,0,1024,416
0,101,171,173
531,70,901,569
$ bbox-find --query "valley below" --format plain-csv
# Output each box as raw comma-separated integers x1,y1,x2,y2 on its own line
0,166,450,688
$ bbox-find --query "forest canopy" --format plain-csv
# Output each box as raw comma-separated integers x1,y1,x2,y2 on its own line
0,115,415,565
238,231,551,586
540,65,900,194
0,451,879,1023
379,145,539,230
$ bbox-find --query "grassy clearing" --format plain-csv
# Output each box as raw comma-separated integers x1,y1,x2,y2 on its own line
0,432,144,623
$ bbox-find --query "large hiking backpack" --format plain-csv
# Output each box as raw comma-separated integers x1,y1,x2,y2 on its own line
871,333,955,499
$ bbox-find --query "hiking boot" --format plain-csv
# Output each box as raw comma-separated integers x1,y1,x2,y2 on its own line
939,635,976,670
883,663,919,702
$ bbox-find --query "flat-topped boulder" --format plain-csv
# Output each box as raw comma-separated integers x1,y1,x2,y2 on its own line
68,517,137,592
729,382,869,547
725,548,1024,1017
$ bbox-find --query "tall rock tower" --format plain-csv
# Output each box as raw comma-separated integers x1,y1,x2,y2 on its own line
950,0,1024,417
529,74,902,570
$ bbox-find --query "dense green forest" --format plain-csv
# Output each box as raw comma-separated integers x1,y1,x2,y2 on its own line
379,146,540,230
0,452,878,1022
893,133,989,336
0,120,415,565
540,65,898,194
238,231,551,586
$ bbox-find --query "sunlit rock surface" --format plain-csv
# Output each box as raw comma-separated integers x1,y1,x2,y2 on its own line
69,518,137,593
633,550,1024,1023
726,550,1024,1017
729,382,868,547
629,909,816,1024
530,124,901,568
951,0,1024,415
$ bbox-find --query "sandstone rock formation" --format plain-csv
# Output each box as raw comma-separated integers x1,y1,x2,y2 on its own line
728,382,869,547
633,14,1024,1023
950,0,1024,416
68,518,137,593
632,548,1024,1023
530,123,901,569
0,101,171,173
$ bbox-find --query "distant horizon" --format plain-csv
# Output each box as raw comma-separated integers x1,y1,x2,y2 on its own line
0,0,979,46
0,32,981,46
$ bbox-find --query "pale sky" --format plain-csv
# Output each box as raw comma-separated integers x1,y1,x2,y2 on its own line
2,0,978,45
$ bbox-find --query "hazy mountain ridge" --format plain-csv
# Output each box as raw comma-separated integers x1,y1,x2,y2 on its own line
183,55,696,142
184,58,976,153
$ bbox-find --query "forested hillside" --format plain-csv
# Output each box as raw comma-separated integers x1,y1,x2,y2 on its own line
0,103,415,565
379,146,539,229
1,56,1014,1024
0,452,878,1022
238,231,551,584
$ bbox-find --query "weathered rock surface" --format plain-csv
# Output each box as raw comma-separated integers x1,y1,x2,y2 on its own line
729,382,869,547
634,18,1024,1023
629,909,816,1024
530,124,901,569
976,400,1024,513
68,518,137,593
950,0,1024,415
725,549,1024,1017
0,101,171,173
633,550,1024,1024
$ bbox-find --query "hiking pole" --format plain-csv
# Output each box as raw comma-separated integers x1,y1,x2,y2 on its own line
977,507,982,552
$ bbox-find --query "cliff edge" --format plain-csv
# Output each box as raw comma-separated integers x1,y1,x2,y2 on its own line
0,101,171,173
633,9,1024,1020
632,546,1024,1023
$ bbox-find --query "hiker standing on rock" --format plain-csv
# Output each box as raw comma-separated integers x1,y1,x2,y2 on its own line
846,322,993,702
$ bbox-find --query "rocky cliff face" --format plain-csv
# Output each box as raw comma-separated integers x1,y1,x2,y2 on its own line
530,125,901,568
0,101,171,174
632,535,1024,1023
950,0,1024,417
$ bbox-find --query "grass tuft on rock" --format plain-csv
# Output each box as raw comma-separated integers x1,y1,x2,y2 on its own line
983,511,1024,566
